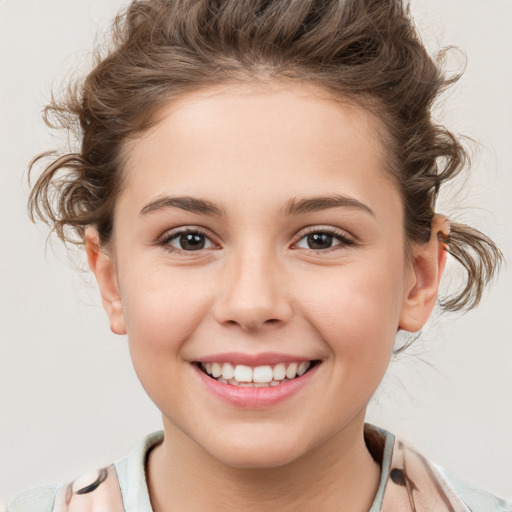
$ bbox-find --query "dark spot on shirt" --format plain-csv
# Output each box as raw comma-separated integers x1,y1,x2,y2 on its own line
390,468,406,486
75,468,109,495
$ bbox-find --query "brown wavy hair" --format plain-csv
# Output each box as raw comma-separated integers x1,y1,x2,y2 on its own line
28,0,502,312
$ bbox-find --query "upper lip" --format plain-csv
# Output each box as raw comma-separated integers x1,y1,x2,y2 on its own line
193,352,317,366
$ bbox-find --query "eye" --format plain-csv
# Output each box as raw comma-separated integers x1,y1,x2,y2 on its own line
160,229,216,253
294,229,354,251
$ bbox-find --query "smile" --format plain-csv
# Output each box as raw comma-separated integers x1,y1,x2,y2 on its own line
198,361,315,387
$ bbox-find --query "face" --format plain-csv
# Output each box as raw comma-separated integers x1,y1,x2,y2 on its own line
90,82,442,469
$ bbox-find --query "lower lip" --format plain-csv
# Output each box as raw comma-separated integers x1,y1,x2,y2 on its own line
192,363,320,408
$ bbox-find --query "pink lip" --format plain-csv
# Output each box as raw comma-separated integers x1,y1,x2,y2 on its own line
194,352,314,366
192,361,320,408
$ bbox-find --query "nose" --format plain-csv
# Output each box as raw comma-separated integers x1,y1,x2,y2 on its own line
212,247,293,332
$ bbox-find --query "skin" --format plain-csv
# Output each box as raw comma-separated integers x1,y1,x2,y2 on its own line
86,82,448,512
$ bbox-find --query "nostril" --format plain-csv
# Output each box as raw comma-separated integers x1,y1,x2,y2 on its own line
223,317,282,331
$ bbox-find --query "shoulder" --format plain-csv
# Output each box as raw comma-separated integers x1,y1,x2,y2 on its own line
5,466,123,512
3,431,163,512
366,424,512,512
436,465,512,512
4,484,59,512
389,438,512,511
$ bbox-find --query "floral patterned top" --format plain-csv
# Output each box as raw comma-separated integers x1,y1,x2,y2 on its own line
5,425,511,512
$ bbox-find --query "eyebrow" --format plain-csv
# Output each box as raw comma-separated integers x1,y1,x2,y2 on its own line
139,194,374,217
140,196,226,216
282,194,375,217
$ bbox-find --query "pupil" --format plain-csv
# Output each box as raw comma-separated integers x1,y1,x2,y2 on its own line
307,233,332,249
180,233,205,250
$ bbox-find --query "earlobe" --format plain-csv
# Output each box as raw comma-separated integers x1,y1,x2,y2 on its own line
399,215,450,332
85,227,126,335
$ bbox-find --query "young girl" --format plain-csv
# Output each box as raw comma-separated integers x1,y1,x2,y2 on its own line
4,0,511,510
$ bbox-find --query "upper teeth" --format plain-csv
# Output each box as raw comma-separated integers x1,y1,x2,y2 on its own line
202,361,311,383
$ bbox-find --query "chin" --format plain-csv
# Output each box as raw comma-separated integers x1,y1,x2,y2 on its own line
198,430,309,470
215,445,304,470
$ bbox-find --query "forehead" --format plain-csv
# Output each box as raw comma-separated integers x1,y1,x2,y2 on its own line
119,82,399,219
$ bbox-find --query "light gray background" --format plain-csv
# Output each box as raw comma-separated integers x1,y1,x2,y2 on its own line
1,0,511,506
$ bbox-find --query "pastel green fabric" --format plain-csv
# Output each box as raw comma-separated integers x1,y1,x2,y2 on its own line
5,427,511,512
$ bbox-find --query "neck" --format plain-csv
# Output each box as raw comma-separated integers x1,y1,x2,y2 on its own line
146,415,381,512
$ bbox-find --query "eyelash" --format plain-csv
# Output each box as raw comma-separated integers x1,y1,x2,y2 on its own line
294,227,355,254
157,228,216,256
157,227,355,256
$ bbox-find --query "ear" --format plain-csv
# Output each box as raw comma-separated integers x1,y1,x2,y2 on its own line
399,215,450,332
85,227,126,335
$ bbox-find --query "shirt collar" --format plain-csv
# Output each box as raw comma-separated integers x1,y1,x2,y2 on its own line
114,425,395,512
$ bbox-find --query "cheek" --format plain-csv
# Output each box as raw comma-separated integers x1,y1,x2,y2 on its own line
294,257,405,361
117,265,215,412
119,264,214,353
301,258,404,324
